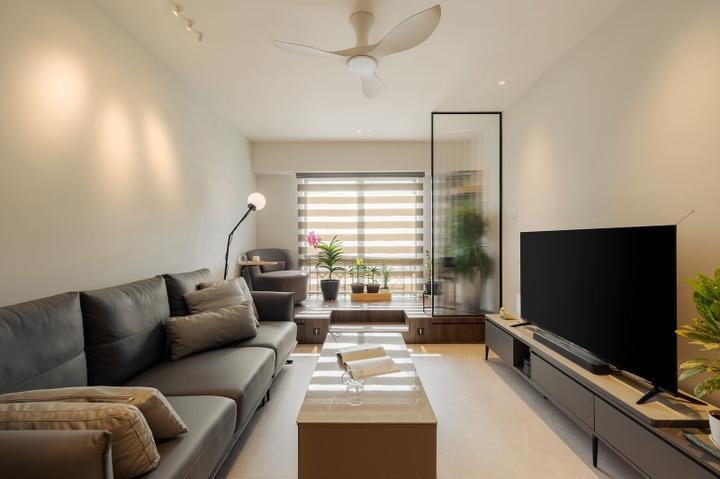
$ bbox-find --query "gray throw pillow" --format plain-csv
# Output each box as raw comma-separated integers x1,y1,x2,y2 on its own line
165,302,258,360
196,278,260,325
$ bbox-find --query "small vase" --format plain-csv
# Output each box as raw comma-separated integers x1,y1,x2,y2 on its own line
320,279,340,301
351,283,365,294
366,284,380,294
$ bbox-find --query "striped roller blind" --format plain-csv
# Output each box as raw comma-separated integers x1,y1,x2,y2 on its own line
297,173,425,295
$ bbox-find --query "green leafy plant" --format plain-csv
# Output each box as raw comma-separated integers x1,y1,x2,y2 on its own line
449,205,491,279
348,257,366,284
381,264,392,289
315,236,345,280
367,265,380,284
676,268,720,398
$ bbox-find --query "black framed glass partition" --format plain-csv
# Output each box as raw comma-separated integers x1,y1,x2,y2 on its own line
431,112,502,316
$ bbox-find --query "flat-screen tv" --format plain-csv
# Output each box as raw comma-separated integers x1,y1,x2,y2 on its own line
520,225,677,395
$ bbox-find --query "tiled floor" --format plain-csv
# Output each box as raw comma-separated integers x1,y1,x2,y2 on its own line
219,344,641,479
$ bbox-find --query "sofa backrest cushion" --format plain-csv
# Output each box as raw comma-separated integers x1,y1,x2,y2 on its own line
162,268,212,317
0,292,87,393
81,277,169,386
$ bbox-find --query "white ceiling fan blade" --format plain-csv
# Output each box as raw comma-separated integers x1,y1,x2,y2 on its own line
361,73,385,99
368,5,441,58
271,39,347,61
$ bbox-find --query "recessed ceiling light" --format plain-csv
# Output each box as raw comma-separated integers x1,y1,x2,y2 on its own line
172,4,183,16
498,80,507,86
185,20,195,31
355,129,364,133
196,32,205,42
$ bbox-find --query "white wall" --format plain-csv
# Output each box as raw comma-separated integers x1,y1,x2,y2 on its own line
503,0,720,397
252,141,430,264
0,0,255,306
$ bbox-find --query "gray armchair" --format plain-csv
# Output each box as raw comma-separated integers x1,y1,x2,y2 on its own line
245,248,307,304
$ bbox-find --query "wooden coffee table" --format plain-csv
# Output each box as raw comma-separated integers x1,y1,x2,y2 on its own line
297,330,437,479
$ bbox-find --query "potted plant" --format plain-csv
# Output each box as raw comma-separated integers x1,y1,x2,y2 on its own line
348,257,366,294
676,268,720,399
366,265,381,293
380,264,392,291
308,232,345,301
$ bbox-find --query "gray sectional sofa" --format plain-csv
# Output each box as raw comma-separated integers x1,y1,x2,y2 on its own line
0,268,297,478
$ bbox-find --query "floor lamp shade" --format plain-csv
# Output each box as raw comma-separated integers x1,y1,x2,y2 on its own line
248,192,266,211
224,192,267,279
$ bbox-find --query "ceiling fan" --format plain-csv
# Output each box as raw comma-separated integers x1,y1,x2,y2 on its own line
271,4,441,99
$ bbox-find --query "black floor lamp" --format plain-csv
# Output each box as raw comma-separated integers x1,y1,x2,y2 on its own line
224,192,266,279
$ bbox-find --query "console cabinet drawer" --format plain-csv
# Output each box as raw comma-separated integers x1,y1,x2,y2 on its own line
485,321,513,366
595,398,715,479
531,352,594,429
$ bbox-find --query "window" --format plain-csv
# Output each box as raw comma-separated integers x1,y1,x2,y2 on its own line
297,173,425,295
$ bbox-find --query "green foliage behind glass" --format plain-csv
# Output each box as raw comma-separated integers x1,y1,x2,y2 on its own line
449,205,491,279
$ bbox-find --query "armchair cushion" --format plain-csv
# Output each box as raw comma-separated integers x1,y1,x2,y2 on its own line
261,261,285,273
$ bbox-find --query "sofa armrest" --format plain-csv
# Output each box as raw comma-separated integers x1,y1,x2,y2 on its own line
251,291,295,321
0,429,113,479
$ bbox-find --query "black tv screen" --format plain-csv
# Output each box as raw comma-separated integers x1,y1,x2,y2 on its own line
520,225,677,394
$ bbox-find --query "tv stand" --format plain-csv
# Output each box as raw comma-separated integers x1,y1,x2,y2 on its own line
532,329,611,375
485,315,719,478
637,386,705,405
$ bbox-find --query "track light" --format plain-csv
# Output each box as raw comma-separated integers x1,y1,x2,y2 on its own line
170,4,204,43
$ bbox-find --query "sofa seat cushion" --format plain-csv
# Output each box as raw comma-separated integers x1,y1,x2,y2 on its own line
124,347,274,430
230,321,297,375
143,395,236,479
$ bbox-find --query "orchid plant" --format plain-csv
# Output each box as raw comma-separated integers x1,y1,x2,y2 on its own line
306,231,345,280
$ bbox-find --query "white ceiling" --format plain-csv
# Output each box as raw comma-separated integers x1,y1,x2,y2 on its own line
95,0,623,141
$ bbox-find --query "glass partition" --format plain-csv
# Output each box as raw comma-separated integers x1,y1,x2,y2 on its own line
431,113,501,316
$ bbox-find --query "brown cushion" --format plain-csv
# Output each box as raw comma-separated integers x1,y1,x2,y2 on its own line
195,278,260,325
260,261,285,273
0,401,159,479
0,386,187,440
165,303,258,360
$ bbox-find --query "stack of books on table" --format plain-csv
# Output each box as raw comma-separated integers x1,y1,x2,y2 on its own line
336,344,400,380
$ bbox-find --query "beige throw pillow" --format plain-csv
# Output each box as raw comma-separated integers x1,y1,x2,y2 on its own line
186,277,260,325
165,302,258,360
0,386,187,440
0,401,159,479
